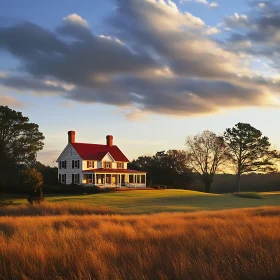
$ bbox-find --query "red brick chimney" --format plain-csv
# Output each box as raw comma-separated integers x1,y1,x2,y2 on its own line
68,131,76,144
106,135,113,147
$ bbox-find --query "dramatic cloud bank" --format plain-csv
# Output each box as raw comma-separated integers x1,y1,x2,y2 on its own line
0,0,279,117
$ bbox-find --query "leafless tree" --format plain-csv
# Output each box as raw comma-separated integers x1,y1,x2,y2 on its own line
185,130,229,193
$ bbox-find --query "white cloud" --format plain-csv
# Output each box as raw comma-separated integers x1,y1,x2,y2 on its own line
180,0,218,8
62,13,88,27
258,3,266,8
209,2,218,8
204,27,220,35
224,13,249,28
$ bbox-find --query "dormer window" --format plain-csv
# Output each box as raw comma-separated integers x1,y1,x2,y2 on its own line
103,161,112,169
117,162,124,169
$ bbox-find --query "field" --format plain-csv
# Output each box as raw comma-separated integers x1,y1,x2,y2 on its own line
1,190,280,280
0,206,280,280
1,189,280,214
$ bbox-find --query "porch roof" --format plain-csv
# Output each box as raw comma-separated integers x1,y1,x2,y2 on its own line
83,168,146,174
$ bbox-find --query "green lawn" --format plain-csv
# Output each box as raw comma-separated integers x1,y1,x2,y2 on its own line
1,189,280,214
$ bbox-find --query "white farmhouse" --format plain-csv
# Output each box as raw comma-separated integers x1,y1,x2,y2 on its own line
57,131,146,188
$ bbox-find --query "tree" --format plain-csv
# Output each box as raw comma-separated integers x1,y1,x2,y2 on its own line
129,150,193,188
224,123,278,192
20,168,44,202
32,161,58,185
0,106,44,185
185,130,229,193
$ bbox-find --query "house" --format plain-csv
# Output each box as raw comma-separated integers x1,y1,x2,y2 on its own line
56,131,146,188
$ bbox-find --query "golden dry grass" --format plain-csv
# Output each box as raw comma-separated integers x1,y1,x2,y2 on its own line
0,202,114,216
0,207,280,280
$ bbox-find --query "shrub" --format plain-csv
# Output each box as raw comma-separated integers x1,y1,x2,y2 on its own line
233,192,263,199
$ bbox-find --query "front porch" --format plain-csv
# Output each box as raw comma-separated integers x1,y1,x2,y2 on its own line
82,169,146,188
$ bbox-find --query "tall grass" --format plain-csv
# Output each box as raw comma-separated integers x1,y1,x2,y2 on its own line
0,207,280,280
0,202,114,216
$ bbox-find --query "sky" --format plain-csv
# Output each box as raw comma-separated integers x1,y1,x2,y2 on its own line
1,0,280,166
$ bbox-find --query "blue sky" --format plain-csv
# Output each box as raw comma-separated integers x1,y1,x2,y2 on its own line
1,0,280,166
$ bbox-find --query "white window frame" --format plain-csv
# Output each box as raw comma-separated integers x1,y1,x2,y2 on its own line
106,162,111,168
61,174,66,183
89,161,93,168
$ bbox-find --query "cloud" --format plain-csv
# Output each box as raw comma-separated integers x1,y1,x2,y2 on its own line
209,2,218,8
0,95,25,108
224,13,250,29
0,0,279,118
225,1,280,70
62,14,88,27
204,27,220,35
0,75,67,93
180,0,218,8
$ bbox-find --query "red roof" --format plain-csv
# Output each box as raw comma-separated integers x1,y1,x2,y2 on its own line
71,143,129,162
83,168,146,174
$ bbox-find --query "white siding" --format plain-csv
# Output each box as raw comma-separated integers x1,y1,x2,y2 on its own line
57,144,82,185
103,153,114,162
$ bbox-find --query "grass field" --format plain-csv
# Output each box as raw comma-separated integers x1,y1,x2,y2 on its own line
1,189,280,214
0,207,280,280
1,190,280,279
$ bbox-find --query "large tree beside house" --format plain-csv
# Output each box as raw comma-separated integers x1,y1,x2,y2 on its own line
57,131,146,188
0,106,44,186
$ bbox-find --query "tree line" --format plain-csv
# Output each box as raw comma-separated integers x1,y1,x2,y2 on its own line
0,105,279,195
130,123,279,193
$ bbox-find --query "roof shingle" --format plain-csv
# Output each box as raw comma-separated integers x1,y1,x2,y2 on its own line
71,143,129,162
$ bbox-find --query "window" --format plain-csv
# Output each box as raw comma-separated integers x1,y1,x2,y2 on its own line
61,174,66,183
106,175,111,184
83,174,93,184
73,174,79,184
87,161,94,168
129,175,134,183
105,162,111,168
60,161,66,169
141,175,145,184
117,162,124,169
72,160,80,169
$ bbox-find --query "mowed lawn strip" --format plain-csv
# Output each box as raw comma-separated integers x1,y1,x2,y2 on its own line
1,190,280,214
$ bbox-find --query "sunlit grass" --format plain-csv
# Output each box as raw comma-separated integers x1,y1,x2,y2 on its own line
0,207,280,280
233,192,263,199
1,190,280,214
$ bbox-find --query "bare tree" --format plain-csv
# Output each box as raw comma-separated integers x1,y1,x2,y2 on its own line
185,130,229,193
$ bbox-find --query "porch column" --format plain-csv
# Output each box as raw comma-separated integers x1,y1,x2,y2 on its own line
105,174,106,187
94,173,96,185
111,174,112,187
